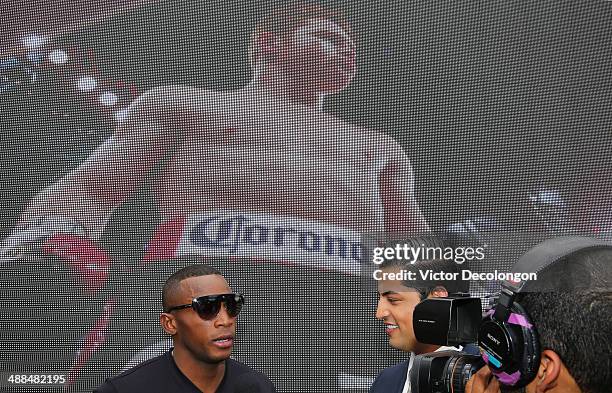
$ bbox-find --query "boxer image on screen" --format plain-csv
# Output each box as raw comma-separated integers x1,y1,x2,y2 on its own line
1,2,429,390
5,3,428,256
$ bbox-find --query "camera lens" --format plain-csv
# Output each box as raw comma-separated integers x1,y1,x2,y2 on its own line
411,351,484,393
446,354,485,393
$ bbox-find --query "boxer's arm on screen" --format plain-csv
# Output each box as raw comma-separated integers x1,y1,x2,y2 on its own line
142,85,217,129
379,143,430,234
16,88,178,241
0,89,179,289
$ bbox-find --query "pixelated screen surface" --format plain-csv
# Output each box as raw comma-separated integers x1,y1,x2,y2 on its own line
1,0,611,392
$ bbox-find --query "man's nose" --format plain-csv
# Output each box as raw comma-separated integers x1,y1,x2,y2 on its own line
214,304,235,327
375,299,389,320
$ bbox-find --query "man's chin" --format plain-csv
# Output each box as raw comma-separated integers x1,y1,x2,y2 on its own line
310,73,351,93
388,338,411,353
204,354,231,364
198,349,232,364
321,76,352,93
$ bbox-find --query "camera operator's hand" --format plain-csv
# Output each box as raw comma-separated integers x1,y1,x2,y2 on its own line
466,365,501,393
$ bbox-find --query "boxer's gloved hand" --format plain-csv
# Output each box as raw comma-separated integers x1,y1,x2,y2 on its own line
42,233,111,295
1,216,111,295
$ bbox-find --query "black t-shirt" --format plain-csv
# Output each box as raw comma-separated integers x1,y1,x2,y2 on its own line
94,349,276,393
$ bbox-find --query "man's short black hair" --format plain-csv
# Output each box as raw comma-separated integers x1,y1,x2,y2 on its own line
379,236,468,296
515,248,612,393
162,257,223,312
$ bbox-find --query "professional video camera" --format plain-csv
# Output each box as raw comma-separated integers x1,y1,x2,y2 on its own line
409,295,484,393
408,236,612,393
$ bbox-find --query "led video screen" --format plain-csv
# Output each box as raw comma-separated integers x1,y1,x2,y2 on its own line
1,1,611,392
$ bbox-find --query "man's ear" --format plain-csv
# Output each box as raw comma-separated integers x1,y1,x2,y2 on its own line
160,313,177,336
533,349,562,393
430,286,448,298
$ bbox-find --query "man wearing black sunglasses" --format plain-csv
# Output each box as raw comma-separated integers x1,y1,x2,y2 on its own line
95,264,276,393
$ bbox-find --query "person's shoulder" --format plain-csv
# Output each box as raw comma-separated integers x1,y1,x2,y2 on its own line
369,360,410,392
341,122,404,153
375,360,410,379
342,124,411,169
115,351,170,377
136,85,221,109
117,85,224,133
227,359,276,391
95,352,171,392
227,358,272,379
